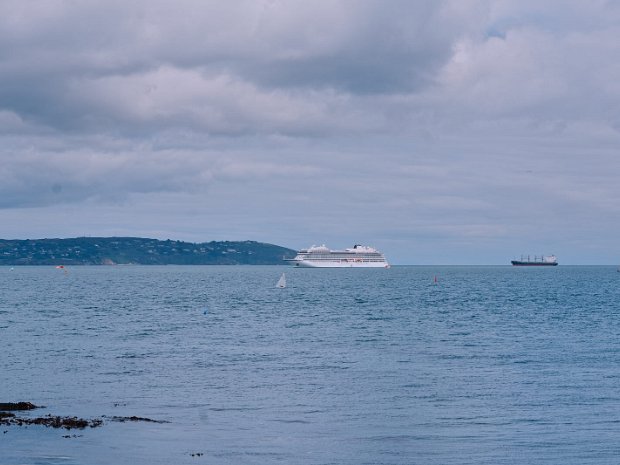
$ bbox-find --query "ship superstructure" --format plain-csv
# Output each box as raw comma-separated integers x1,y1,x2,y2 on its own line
286,244,390,268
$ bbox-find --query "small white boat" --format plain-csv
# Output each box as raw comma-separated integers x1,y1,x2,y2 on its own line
276,273,286,288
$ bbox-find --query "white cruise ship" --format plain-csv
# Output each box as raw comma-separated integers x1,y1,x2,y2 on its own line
285,244,390,268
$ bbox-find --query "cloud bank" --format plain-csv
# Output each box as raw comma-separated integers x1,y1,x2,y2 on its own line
1,0,619,263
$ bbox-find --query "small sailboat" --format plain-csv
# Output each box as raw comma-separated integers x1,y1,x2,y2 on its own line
276,273,286,288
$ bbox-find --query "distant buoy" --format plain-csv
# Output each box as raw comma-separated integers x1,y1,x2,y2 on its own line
433,275,438,284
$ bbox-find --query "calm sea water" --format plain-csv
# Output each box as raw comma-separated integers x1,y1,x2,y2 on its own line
2,265,620,464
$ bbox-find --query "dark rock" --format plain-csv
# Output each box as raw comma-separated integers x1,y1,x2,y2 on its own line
0,402,39,411
24,415,102,429
104,415,168,423
1,414,103,429
2,403,165,430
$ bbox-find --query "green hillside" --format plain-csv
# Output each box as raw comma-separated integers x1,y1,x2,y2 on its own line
0,237,296,265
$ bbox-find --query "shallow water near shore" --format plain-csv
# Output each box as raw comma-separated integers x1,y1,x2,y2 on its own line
2,265,620,464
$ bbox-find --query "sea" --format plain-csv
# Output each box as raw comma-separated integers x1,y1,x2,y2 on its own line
2,265,620,465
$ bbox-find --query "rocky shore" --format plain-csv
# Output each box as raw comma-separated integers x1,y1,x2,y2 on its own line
0,402,165,430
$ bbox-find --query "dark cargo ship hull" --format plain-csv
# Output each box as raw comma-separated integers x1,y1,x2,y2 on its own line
511,261,558,266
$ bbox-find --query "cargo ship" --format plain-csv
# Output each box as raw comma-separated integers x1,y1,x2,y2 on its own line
511,255,558,266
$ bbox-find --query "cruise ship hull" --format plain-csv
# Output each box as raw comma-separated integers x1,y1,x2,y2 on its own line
290,260,389,268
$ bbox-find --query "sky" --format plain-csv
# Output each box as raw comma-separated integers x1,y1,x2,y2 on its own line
1,0,620,264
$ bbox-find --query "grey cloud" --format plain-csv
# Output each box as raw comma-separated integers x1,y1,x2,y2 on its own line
233,2,460,94
0,1,475,135
1,1,620,263
0,143,216,208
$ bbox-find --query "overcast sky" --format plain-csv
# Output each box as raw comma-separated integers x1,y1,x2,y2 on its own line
1,0,619,264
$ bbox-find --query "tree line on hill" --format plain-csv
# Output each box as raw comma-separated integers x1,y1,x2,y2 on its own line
0,237,296,265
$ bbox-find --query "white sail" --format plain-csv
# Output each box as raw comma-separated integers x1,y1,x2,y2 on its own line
276,273,286,288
